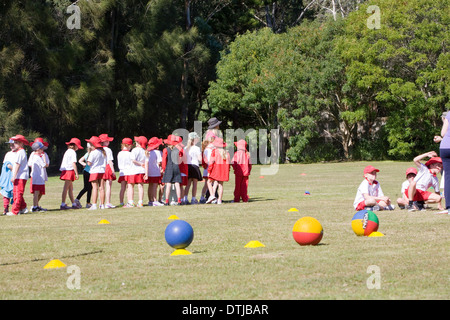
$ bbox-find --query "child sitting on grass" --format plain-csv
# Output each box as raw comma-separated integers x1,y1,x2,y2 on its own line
353,165,394,211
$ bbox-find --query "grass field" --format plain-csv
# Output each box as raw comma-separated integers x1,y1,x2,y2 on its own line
0,161,448,300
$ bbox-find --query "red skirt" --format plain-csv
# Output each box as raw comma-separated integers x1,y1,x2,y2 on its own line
31,184,45,195
127,173,145,184
103,165,116,181
147,176,162,184
89,172,104,182
60,170,75,181
118,175,127,183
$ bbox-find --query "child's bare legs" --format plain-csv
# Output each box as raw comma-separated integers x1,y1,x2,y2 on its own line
105,179,113,205
397,197,408,208
119,181,127,204
185,180,192,200
148,183,157,202
91,181,99,206
99,179,105,206
164,183,172,203
62,180,75,205
216,181,223,203
158,184,163,202
137,183,144,206
33,191,40,207
127,183,134,205
191,179,198,199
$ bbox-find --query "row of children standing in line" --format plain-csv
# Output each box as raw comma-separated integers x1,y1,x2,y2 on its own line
0,130,252,215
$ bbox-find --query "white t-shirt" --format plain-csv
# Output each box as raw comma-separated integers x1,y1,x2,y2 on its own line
28,152,48,185
353,179,384,209
202,145,214,177
87,149,106,174
130,147,146,174
117,150,132,176
14,148,29,180
414,163,439,192
104,146,114,162
3,151,16,166
146,150,162,177
186,145,201,167
60,148,77,171
401,180,410,196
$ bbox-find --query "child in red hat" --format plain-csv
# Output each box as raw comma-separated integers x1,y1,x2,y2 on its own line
117,138,133,207
6,135,30,215
396,167,417,209
59,138,83,210
353,165,394,211
99,134,116,208
161,135,183,205
144,137,164,206
206,138,230,204
86,136,106,210
406,151,443,211
232,139,252,203
126,136,147,208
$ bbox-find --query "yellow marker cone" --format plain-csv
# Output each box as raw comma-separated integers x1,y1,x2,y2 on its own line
288,208,299,212
244,241,265,248
170,249,192,256
43,259,66,269
98,219,110,224
168,215,179,220
368,231,385,237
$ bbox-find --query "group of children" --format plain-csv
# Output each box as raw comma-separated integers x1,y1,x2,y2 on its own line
0,130,252,215
353,151,446,213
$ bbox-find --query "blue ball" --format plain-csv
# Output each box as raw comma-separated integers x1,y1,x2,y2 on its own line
164,220,194,249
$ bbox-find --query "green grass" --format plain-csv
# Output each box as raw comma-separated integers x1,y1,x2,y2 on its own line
0,162,448,299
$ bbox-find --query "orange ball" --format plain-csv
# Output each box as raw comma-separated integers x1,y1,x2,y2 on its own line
292,217,323,246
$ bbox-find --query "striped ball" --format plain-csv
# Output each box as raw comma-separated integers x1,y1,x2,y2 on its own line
351,209,379,236
292,217,323,246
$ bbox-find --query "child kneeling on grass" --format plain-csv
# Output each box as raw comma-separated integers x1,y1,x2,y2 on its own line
353,165,394,211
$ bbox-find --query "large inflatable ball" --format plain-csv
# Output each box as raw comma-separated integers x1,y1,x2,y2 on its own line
292,216,323,246
165,220,194,249
351,209,379,236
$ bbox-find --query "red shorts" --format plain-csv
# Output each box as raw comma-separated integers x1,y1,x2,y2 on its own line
118,175,127,183
147,176,162,184
103,165,116,181
60,170,75,181
405,187,432,202
31,184,45,195
89,172,104,182
355,199,381,211
181,176,188,186
127,173,145,184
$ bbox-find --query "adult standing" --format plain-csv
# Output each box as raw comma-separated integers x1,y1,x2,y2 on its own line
433,111,450,214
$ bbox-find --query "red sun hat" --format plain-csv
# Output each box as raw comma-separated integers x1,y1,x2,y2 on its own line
425,157,442,168
147,137,163,151
33,137,49,148
99,133,114,142
85,136,103,148
10,135,30,146
405,167,418,176
134,136,148,148
121,137,133,145
164,134,181,146
363,165,379,175
66,138,84,149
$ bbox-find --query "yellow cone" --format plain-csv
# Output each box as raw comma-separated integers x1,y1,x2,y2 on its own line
244,240,265,248
170,249,192,256
98,219,110,224
168,215,179,220
43,259,66,269
368,231,385,237
288,208,299,212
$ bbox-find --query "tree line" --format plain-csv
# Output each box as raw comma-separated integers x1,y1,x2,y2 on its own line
0,0,448,169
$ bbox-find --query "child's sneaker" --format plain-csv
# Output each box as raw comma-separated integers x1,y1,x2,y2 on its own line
153,201,164,207
105,203,116,209
60,204,71,210
385,204,395,210
74,199,82,208
88,204,98,210
137,202,143,208
99,204,105,209
86,203,92,209
190,199,199,205
124,202,136,208
147,202,153,206
407,203,418,212
205,196,216,204
6,211,17,216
